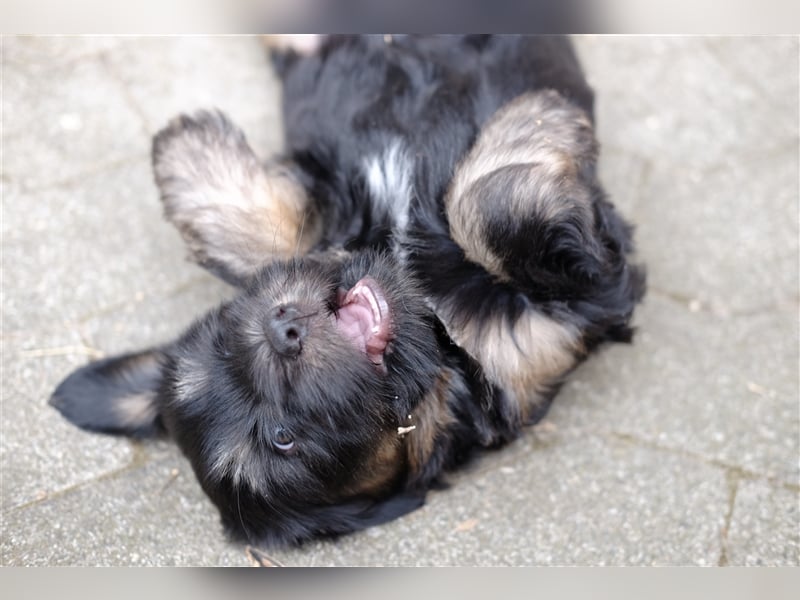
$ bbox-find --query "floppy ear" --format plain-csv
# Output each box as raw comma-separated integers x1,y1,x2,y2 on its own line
152,110,320,287
49,348,167,437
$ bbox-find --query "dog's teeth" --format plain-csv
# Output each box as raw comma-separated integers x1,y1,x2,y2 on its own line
365,290,381,321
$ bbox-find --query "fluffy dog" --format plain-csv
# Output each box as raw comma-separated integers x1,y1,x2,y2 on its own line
51,35,645,547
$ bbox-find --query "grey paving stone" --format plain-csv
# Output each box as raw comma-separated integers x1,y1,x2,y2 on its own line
0,328,134,511
3,35,122,68
703,36,800,118
596,146,650,217
2,161,199,332
636,150,798,316
573,37,799,170
550,295,799,486
1,235,231,513
2,56,149,188
78,273,235,356
726,479,799,566
580,36,798,316
265,432,728,566
1,452,250,566
102,36,284,159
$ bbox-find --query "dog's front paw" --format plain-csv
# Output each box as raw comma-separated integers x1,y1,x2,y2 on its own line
151,110,318,287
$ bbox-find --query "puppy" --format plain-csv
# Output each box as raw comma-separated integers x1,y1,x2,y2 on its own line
51,35,645,547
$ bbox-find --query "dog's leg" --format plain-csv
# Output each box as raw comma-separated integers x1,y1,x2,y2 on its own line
152,110,321,287
433,89,643,425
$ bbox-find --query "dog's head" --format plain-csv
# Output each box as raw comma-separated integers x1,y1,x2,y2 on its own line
51,249,441,545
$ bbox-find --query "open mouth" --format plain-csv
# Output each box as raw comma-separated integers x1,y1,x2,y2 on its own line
334,277,392,366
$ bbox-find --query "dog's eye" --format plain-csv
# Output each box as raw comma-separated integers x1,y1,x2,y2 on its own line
272,427,295,453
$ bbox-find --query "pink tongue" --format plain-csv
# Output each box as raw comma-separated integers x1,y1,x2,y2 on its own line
335,278,391,364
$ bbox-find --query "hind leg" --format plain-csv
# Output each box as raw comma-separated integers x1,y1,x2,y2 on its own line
428,90,643,424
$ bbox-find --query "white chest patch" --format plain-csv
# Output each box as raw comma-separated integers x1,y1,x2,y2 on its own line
363,140,413,249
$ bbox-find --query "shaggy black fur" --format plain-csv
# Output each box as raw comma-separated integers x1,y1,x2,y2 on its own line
51,35,645,547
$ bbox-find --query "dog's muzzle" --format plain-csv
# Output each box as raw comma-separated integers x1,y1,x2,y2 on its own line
264,303,308,358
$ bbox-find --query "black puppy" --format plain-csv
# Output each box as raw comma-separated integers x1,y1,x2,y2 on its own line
51,35,645,547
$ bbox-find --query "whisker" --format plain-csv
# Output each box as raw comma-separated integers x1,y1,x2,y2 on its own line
295,211,307,257
288,310,320,322
235,484,252,542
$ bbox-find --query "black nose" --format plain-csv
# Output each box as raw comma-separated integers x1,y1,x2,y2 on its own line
265,304,308,357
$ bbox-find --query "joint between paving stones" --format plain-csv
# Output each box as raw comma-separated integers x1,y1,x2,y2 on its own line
10,153,149,194
1,440,153,515
717,469,742,566
647,286,800,319
609,430,798,491
98,51,156,137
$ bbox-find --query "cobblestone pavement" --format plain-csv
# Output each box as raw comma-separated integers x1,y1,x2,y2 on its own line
1,35,797,566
